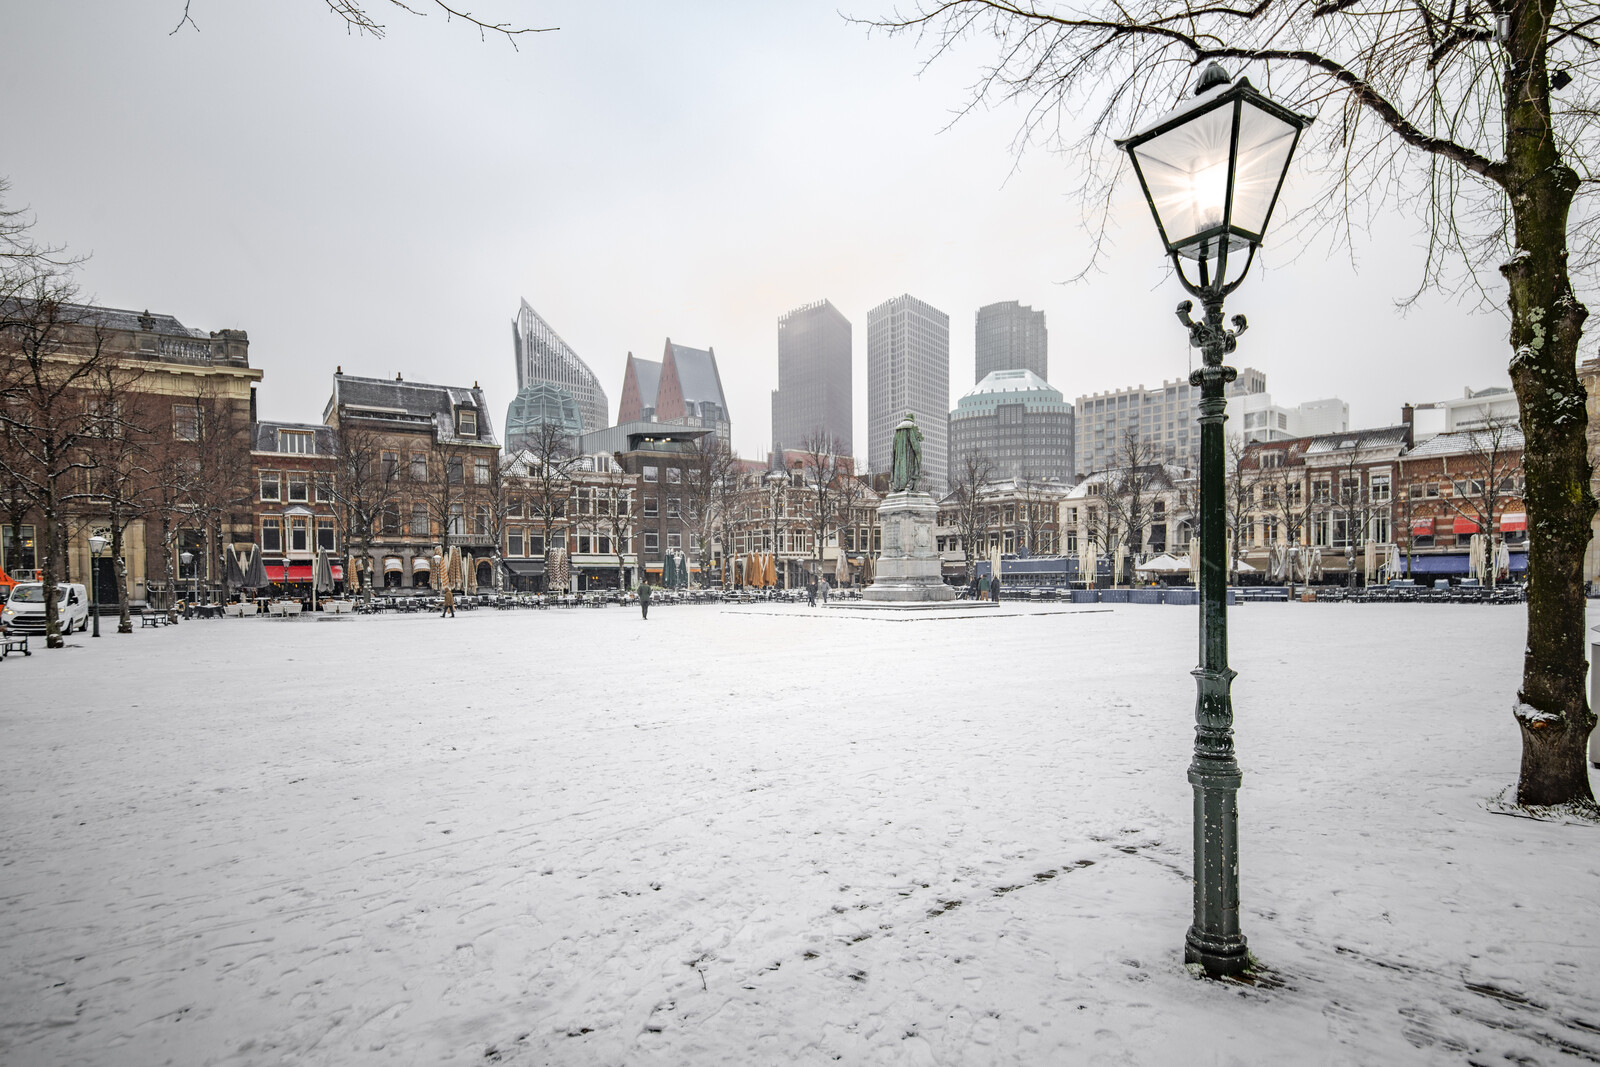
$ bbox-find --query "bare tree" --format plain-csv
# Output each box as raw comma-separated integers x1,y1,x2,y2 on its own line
520,420,580,590
948,449,995,584
0,284,112,646
1225,435,1252,584
1015,466,1061,555
327,419,399,599
859,0,1598,805
423,436,469,558
1262,455,1316,598
79,359,154,632
170,0,556,43
798,430,851,587
175,378,252,603
680,435,737,587
592,457,637,590
1101,428,1163,562
1437,415,1525,554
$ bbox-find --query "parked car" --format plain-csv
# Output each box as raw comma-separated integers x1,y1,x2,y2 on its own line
1,582,90,635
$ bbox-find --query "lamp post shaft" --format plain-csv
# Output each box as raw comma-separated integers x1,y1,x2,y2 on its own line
90,553,100,638
1181,293,1248,977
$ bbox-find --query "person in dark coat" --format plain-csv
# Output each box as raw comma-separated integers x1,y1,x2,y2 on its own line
806,580,817,607
638,581,651,620
441,585,456,618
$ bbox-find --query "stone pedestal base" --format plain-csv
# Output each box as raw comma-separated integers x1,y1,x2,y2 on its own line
863,490,956,603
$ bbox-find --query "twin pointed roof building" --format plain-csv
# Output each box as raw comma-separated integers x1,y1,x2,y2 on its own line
504,299,731,455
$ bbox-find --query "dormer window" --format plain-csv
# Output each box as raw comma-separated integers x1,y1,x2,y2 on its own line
278,430,315,454
456,408,478,437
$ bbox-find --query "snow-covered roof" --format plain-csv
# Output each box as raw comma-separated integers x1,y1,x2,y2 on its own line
1406,426,1525,459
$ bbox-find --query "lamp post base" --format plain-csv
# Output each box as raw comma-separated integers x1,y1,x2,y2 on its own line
1184,927,1249,976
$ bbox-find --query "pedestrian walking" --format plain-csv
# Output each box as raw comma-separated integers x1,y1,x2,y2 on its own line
639,580,651,620
978,573,990,601
819,578,830,605
441,585,456,618
991,573,1002,602
968,577,978,600
807,580,817,607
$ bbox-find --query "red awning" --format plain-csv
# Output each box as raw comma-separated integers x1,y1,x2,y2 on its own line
1453,517,1481,535
1411,518,1434,535
1499,512,1527,532
266,563,343,582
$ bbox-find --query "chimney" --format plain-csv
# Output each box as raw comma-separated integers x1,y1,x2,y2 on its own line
1401,404,1415,448
396,372,403,381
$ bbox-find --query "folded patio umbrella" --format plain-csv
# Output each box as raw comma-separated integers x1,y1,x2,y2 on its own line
241,543,270,592
224,544,246,594
764,552,777,588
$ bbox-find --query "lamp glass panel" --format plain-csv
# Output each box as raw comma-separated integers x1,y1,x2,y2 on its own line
1228,100,1298,237
1130,103,1236,249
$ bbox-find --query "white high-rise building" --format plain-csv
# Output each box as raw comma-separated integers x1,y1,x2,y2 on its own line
511,299,608,437
868,294,950,492
1228,393,1350,443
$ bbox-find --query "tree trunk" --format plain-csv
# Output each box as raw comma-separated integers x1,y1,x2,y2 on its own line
111,521,132,634
1502,8,1597,806
41,493,62,647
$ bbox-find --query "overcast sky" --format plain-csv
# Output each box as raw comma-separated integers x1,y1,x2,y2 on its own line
4,1,1516,462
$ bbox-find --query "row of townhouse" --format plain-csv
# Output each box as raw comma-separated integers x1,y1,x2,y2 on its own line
924,410,1529,586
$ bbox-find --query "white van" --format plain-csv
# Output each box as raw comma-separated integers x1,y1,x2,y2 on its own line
1,582,90,635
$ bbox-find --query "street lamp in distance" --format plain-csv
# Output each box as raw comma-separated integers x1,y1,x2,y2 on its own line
88,534,107,638
179,549,196,618
1117,62,1311,979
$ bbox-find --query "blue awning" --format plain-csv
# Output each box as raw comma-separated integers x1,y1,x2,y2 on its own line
1404,552,1527,576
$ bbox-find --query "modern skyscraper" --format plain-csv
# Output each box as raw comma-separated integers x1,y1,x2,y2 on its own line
771,299,852,456
974,301,1047,384
510,299,608,438
1074,369,1266,479
868,294,950,492
948,369,1075,485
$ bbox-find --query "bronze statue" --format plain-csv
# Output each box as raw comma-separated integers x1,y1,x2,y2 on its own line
890,413,923,493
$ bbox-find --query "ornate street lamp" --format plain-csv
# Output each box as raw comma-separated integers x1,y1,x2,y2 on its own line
179,549,197,617
1117,63,1311,978
88,534,107,638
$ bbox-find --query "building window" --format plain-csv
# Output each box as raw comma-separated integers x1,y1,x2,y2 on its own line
316,474,335,503
666,468,681,484
475,504,491,537
447,457,464,485
457,408,478,436
411,503,429,537
643,497,659,517
667,498,680,518
290,516,309,553
382,451,399,479
597,535,611,554
1369,514,1390,544
577,534,591,554
173,404,200,441
643,465,658,482
278,430,315,454
260,472,281,501
1,524,36,573
262,518,282,553
381,504,401,535
1371,474,1391,502
527,534,544,555
317,519,335,551
475,458,491,485
411,453,427,482
448,504,464,537
287,473,308,503
509,529,524,557
644,531,659,552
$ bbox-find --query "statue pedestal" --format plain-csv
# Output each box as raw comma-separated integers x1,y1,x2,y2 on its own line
863,490,956,603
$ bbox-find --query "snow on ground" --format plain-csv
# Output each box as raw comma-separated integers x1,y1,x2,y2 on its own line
2,601,1598,1066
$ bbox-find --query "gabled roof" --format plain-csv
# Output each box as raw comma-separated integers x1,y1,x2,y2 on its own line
328,374,498,446
617,354,663,424
1302,424,1411,456
665,342,726,410
1405,426,1525,459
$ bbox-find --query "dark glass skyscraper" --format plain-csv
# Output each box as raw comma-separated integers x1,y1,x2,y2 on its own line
771,300,852,457
974,301,1047,384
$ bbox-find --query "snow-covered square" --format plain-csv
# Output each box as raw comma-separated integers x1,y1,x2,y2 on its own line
3,602,1598,1065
